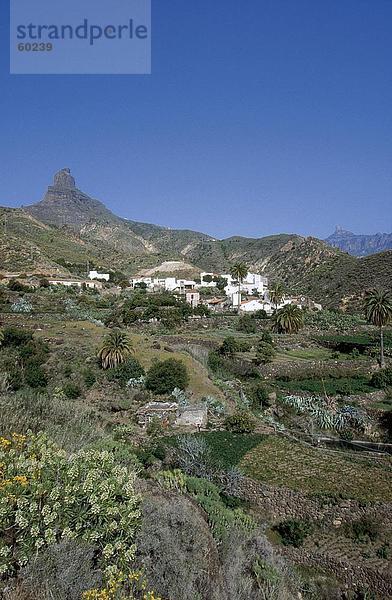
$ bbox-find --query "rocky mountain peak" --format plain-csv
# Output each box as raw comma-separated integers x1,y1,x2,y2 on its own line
52,168,76,190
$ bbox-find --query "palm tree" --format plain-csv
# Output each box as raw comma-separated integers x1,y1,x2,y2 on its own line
364,289,392,368
98,329,134,369
272,303,304,334
269,282,285,312
230,263,248,314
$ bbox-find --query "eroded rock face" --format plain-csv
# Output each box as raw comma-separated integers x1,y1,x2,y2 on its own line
25,168,117,230
53,168,76,190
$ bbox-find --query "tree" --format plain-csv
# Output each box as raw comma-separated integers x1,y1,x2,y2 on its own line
255,341,276,365
145,358,189,395
220,336,240,356
269,282,285,312
97,329,134,369
364,289,392,368
214,276,228,292
230,263,248,314
272,304,304,334
236,314,257,334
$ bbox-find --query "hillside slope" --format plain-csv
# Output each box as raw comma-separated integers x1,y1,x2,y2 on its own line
1,168,391,307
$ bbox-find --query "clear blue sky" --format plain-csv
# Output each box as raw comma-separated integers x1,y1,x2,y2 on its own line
0,0,391,239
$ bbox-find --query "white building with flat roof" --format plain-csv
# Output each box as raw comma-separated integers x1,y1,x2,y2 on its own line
89,270,109,282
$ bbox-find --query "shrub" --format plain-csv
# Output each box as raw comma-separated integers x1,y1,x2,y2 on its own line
145,359,189,395
63,382,82,399
220,336,240,356
345,517,381,543
273,519,313,547
1,327,33,347
254,341,276,365
0,433,140,576
185,476,255,541
376,543,390,560
253,309,268,319
24,363,48,389
207,350,225,373
236,315,257,334
7,279,30,292
15,540,103,600
248,383,271,408
225,412,256,434
19,339,49,365
83,369,97,389
371,367,392,389
220,337,251,356
105,358,145,387
260,331,273,345
174,435,216,480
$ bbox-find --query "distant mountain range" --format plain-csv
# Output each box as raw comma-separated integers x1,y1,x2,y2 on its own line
325,226,392,257
1,168,391,309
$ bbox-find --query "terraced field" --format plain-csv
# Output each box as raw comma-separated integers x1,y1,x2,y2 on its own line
240,436,392,502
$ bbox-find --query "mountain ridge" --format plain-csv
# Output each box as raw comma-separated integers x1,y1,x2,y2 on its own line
1,169,391,308
325,226,392,257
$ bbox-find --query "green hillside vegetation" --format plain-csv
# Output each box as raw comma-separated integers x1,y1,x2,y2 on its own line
0,278,392,598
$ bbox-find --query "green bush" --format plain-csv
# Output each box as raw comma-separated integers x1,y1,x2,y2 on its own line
345,517,381,543
145,358,189,395
18,339,49,365
248,383,271,408
184,475,255,541
253,309,268,319
24,363,48,389
1,327,33,347
254,342,276,365
7,279,30,292
273,519,313,547
220,336,251,355
225,412,256,434
63,382,82,399
376,543,390,560
106,358,145,387
207,350,225,373
83,369,97,389
236,315,257,334
371,367,392,389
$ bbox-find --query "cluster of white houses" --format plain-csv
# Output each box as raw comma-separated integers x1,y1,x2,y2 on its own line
2,269,321,313
130,271,321,314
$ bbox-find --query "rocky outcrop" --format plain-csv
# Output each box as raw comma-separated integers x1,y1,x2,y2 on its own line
326,226,392,257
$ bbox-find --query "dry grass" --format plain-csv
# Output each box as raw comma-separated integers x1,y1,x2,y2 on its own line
35,321,224,401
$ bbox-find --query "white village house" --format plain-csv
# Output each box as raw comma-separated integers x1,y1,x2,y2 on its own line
88,270,110,282
48,278,103,290
129,269,321,312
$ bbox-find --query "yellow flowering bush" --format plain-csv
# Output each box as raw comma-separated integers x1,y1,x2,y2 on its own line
0,433,140,577
83,570,161,600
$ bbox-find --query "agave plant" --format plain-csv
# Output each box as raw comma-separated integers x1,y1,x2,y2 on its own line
172,387,189,407
281,395,369,433
97,329,134,369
